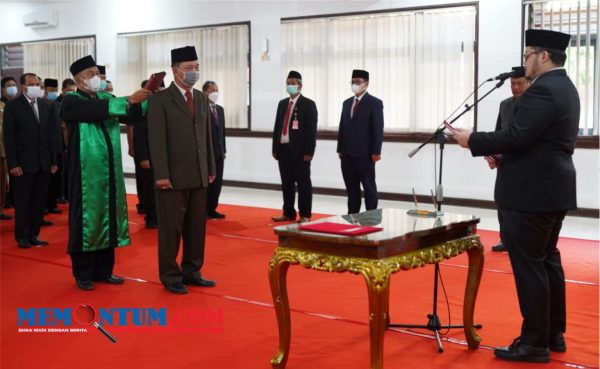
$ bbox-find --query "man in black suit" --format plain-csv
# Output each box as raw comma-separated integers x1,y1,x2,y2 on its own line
337,69,384,214
122,79,163,229
42,78,62,215
202,81,227,219
3,73,57,248
455,29,579,363
55,78,77,203
271,71,318,223
488,76,531,252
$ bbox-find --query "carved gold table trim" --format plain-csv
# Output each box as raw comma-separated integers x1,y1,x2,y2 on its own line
268,234,484,369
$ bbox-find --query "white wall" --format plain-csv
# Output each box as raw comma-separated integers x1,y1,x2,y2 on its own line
2,0,598,209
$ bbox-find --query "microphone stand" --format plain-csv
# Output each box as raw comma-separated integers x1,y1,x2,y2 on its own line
389,78,507,352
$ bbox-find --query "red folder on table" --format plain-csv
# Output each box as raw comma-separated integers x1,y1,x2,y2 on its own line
299,222,383,236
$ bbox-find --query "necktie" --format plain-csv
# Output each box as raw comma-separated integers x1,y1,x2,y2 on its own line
352,98,360,117
30,100,39,122
282,100,293,136
211,106,218,122
185,90,195,116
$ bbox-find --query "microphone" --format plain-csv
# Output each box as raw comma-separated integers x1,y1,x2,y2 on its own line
489,66,525,81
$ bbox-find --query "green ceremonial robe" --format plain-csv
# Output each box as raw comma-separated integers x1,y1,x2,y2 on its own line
61,90,144,253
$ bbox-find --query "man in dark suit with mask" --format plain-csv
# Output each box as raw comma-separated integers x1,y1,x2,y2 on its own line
454,29,579,363
337,69,384,214
488,75,531,252
202,81,227,220
3,73,57,248
148,46,217,294
271,71,318,224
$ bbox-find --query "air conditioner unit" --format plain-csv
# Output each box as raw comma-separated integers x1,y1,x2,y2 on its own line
23,10,58,28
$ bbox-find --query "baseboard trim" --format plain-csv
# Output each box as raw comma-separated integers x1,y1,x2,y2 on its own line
122,173,598,218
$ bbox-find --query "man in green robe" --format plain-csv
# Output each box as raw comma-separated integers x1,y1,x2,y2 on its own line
61,55,151,290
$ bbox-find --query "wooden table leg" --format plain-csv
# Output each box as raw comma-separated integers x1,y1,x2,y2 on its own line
363,270,391,369
463,239,484,349
269,249,292,368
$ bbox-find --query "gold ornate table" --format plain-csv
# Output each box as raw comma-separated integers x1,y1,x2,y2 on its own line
268,208,484,369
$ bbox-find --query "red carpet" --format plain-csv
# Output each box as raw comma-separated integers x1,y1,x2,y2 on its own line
1,195,598,369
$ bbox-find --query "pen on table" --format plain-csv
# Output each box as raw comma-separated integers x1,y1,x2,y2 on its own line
430,189,438,209
412,188,419,209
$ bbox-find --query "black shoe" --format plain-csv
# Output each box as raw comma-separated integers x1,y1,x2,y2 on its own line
494,338,550,363
76,280,94,291
183,276,216,287
57,197,68,204
0,213,11,220
41,219,53,226
549,332,566,353
145,219,158,229
17,239,32,248
165,282,188,294
491,243,507,252
47,208,62,214
30,237,49,246
208,212,225,219
93,275,125,284
271,215,296,222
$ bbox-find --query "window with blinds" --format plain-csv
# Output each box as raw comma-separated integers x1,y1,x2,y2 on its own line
524,0,599,136
0,43,23,81
281,6,477,133
22,37,95,87
116,23,250,129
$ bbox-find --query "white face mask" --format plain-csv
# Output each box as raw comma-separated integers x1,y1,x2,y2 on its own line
25,86,43,99
84,75,101,92
208,91,219,103
351,83,363,94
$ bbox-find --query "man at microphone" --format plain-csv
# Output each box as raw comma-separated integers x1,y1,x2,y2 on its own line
488,73,531,252
454,29,578,363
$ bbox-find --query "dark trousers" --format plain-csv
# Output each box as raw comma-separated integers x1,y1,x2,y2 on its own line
0,159,6,210
500,208,567,348
497,209,505,243
277,145,312,219
340,156,377,214
46,152,62,210
155,187,207,286
6,175,14,207
207,156,224,214
12,171,50,241
136,162,156,223
70,248,115,281
61,152,69,200
134,159,145,211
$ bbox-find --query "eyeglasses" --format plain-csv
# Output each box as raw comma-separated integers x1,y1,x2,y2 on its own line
523,51,540,61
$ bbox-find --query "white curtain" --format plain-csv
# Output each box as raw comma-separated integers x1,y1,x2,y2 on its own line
22,37,95,87
116,24,249,129
282,6,476,132
525,0,599,136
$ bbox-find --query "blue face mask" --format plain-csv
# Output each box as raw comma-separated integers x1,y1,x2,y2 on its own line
286,85,299,95
99,80,108,91
47,92,59,101
5,86,18,97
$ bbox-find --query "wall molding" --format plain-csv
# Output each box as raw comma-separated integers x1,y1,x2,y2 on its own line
123,173,598,218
